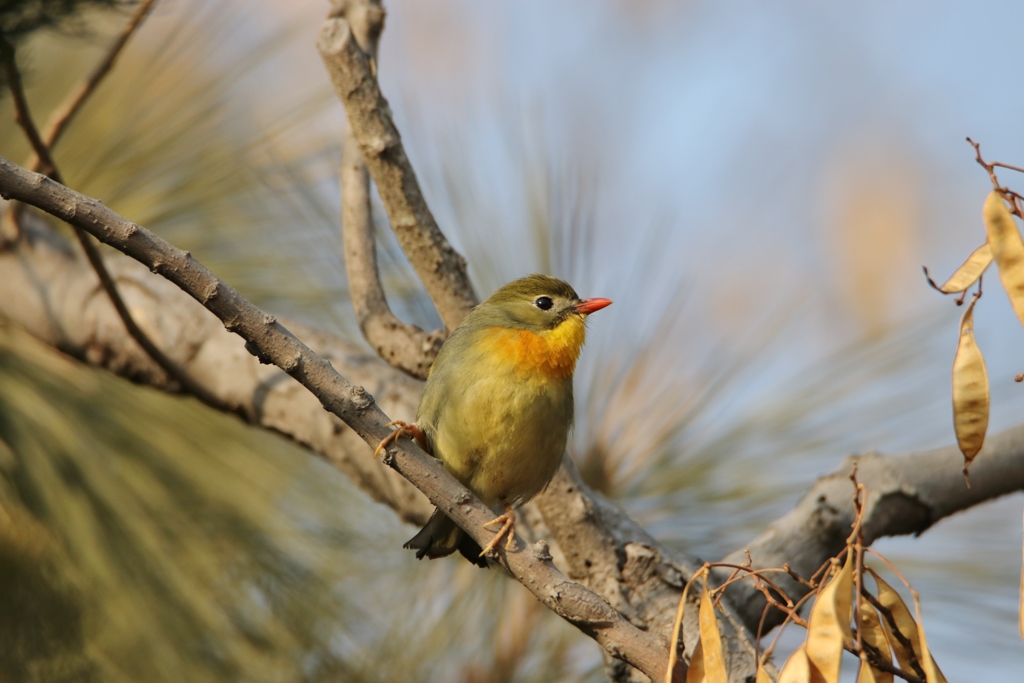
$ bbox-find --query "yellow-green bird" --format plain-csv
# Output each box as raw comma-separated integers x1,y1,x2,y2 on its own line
375,274,611,566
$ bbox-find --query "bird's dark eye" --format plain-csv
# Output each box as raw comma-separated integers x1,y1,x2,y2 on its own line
534,296,554,311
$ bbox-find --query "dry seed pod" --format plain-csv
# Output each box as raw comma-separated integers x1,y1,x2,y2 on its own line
684,639,704,683
873,573,947,683
755,660,773,683
856,653,881,683
912,595,940,683
695,579,727,683
983,191,1024,327
806,554,854,683
925,242,992,293
951,294,988,473
777,644,811,683
856,602,893,683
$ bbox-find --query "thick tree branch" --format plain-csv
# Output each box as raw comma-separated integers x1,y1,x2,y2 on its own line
720,425,1024,635
537,460,761,682
0,157,675,682
317,17,478,332
333,0,444,379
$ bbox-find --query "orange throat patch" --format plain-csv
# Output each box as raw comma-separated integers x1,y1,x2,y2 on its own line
481,316,587,380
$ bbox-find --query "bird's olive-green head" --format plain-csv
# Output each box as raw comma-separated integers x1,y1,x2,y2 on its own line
470,274,610,331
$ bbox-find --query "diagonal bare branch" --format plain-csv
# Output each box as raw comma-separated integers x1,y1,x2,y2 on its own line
1,211,432,523
317,17,479,332
0,156,677,682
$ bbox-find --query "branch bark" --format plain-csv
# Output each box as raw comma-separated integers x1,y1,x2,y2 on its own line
332,0,444,379
317,17,478,332
720,425,1024,635
0,208,432,524
536,460,761,682
0,157,675,682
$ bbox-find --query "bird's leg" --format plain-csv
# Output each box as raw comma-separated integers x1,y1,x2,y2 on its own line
479,504,517,556
373,420,426,459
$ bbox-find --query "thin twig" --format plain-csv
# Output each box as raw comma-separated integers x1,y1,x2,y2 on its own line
992,161,1024,175
848,467,866,651
1,39,224,410
782,563,816,589
967,137,1024,217
751,579,807,627
761,583,819,659
30,0,160,173
0,39,52,168
707,563,798,605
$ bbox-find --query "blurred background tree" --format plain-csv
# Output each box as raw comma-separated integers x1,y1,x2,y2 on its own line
1,0,1023,681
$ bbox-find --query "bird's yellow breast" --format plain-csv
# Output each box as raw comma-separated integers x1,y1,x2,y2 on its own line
478,315,586,380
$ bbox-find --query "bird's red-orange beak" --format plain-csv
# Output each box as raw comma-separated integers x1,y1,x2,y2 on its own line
575,298,612,315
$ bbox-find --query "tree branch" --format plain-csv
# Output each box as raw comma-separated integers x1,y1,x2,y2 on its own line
0,157,675,682
536,460,761,682
0,31,222,408
0,209,433,523
317,17,479,332
720,425,1024,635
333,0,444,379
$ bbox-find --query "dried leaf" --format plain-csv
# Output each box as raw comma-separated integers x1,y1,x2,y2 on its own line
984,190,1024,327
806,553,854,683
873,574,947,683
697,579,728,683
925,242,992,293
951,294,988,471
778,644,812,683
856,602,893,683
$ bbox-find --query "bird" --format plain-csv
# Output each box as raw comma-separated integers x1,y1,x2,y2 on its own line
373,274,611,566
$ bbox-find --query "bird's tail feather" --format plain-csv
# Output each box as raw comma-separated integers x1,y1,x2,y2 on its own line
404,508,487,568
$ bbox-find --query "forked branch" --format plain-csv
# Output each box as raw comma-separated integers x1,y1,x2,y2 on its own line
317,17,478,332
331,0,444,379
